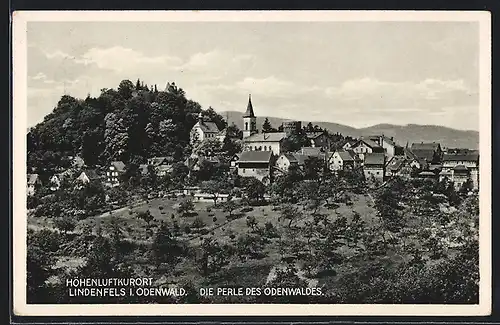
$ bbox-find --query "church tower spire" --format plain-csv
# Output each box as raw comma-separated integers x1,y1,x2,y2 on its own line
243,94,257,138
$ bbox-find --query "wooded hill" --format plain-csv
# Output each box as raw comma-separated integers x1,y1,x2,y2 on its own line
27,80,228,174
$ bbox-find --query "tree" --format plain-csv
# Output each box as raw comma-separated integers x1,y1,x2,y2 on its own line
177,198,194,217
118,80,135,99
198,237,231,275
201,179,230,206
137,209,154,226
222,200,240,219
53,216,77,235
262,118,273,133
279,204,300,228
151,222,184,266
242,178,266,205
246,215,258,231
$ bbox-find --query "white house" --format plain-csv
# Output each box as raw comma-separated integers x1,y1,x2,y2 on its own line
106,161,126,187
328,149,360,171
440,151,479,190
190,113,224,145
243,132,287,156
27,174,42,196
276,153,299,173
351,138,385,162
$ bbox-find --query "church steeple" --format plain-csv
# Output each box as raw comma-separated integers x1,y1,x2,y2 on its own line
242,94,257,138
243,94,255,118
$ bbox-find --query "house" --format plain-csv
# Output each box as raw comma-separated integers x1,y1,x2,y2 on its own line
190,112,224,145
230,153,241,171
351,138,385,162
306,131,330,149
341,139,358,150
106,161,126,187
237,151,274,185
27,174,42,196
363,153,385,183
404,147,424,170
76,169,101,185
185,155,220,172
139,164,149,176
276,153,299,173
385,156,408,178
367,135,397,158
243,132,287,156
410,142,443,166
147,156,174,176
328,149,360,172
440,151,479,190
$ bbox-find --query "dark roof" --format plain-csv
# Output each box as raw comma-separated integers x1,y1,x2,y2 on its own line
280,153,298,163
239,151,273,163
198,121,220,133
386,157,406,171
334,150,355,161
411,142,441,151
243,94,255,118
357,138,382,149
364,153,385,165
411,149,435,162
111,161,126,172
443,153,479,162
83,169,100,180
244,132,286,143
293,153,307,165
27,174,39,185
306,132,325,139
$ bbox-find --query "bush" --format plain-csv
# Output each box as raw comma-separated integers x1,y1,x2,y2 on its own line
158,206,164,211
212,217,217,223
206,207,212,212
241,207,253,213
192,217,205,229
184,226,191,234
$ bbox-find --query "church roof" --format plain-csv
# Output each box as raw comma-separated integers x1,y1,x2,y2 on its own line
244,132,287,143
198,121,220,133
239,151,273,163
243,94,255,118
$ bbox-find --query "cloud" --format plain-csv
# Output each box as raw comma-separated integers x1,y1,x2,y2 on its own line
80,46,182,72
325,77,477,109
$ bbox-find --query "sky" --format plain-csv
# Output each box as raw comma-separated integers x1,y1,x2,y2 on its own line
26,21,479,130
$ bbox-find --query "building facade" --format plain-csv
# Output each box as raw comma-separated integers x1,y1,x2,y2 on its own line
237,151,274,185
363,153,385,183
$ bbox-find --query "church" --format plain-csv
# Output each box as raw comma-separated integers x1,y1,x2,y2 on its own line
190,112,226,145
242,94,287,156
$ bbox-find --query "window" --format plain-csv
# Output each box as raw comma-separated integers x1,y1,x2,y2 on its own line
264,146,267,151
376,172,380,175
242,169,245,173
245,122,248,130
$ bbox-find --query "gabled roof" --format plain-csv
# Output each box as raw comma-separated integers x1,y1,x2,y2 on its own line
443,152,479,162
27,174,39,185
244,132,287,143
306,132,325,139
411,149,436,162
356,138,382,149
386,156,406,171
293,153,307,165
364,153,385,166
243,94,255,118
111,161,126,172
333,150,356,162
239,151,273,163
279,153,298,163
82,169,100,180
198,121,220,133
411,142,441,151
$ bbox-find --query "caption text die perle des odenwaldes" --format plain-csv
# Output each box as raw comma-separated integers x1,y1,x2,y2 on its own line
65,278,323,298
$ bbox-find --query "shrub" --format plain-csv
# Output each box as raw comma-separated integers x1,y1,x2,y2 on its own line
192,217,205,229
212,217,217,223
158,206,164,211
184,226,191,234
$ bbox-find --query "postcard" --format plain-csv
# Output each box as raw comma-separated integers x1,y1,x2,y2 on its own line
12,10,491,316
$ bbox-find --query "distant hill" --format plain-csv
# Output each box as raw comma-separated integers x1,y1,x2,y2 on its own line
223,111,479,150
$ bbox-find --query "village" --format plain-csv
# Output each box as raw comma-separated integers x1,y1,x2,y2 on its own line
27,94,480,200
25,91,480,305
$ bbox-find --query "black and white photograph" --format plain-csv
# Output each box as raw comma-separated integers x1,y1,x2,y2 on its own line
13,11,491,316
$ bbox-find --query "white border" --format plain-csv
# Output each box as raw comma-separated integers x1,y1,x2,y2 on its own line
12,10,492,317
